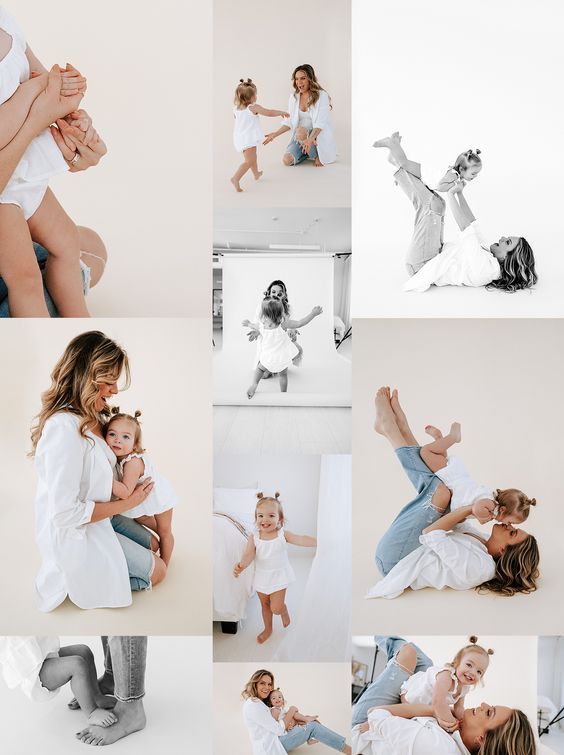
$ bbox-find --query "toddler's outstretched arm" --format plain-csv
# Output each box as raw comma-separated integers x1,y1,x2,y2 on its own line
242,318,260,330
111,457,145,499
250,104,290,118
432,670,459,731
233,536,256,576
284,531,317,548
453,696,466,721
285,306,323,329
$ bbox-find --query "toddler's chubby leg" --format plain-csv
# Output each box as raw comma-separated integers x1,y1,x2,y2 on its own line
231,147,262,191
420,422,461,473
154,508,174,566
0,204,50,316
257,591,273,644
27,188,89,317
39,653,117,727
247,364,266,399
134,514,158,532
279,368,288,392
270,588,290,627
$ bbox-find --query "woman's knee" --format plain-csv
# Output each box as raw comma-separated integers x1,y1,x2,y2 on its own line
431,483,451,512
151,555,167,586
396,643,417,674
283,153,295,166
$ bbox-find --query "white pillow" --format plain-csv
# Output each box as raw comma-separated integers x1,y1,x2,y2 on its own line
213,487,258,531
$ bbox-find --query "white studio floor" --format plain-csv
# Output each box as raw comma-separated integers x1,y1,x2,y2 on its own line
214,555,313,662
0,636,210,755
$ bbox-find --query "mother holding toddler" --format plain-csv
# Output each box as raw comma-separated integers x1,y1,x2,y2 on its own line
32,331,168,611
367,387,539,599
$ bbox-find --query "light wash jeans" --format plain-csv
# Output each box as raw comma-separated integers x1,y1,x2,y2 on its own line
0,243,90,317
375,446,445,576
394,165,446,275
111,515,154,591
351,636,433,726
285,130,319,165
102,636,147,702
279,720,346,751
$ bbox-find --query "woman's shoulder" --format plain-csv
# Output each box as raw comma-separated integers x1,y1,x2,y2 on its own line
44,411,81,430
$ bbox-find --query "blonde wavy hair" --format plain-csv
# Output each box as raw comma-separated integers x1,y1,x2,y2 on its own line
291,64,331,108
30,331,130,455
477,709,536,755
477,534,539,597
241,669,274,700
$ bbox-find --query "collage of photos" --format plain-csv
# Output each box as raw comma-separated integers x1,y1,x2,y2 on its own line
0,0,563,753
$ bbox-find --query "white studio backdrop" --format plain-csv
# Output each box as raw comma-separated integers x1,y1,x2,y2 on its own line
214,254,351,406
275,455,352,662
352,0,564,318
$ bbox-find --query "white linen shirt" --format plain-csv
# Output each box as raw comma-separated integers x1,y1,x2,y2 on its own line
34,412,132,611
352,709,471,755
281,90,336,165
243,698,287,755
404,221,500,292
366,529,496,599
0,636,60,700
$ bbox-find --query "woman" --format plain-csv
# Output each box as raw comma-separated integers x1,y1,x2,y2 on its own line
351,637,537,754
0,64,108,316
367,388,539,598
263,64,337,167
373,133,537,292
242,669,351,754
31,331,167,612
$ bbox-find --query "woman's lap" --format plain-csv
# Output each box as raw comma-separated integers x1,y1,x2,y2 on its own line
284,134,319,165
279,720,345,751
375,447,443,575
112,516,154,591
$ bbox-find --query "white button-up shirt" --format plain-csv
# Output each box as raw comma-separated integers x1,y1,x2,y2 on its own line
243,698,287,755
34,412,132,611
282,90,337,165
352,709,471,755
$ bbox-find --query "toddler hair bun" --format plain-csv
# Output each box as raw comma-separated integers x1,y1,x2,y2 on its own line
529,498,537,506
487,648,495,656
274,491,281,499
110,406,120,415
134,410,142,419
469,635,478,644
475,148,481,155
256,491,264,500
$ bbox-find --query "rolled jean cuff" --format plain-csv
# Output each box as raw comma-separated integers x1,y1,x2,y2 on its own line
108,636,147,701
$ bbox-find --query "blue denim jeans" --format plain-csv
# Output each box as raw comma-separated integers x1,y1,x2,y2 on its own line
101,636,147,702
351,637,433,726
0,243,90,317
111,515,154,591
375,446,445,576
285,131,319,165
279,720,346,751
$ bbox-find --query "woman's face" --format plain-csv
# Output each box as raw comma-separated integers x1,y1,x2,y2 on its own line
269,285,285,300
487,523,528,556
294,70,311,93
490,236,520,260
460,703,513,749
256,674,274,700
94,374,119,412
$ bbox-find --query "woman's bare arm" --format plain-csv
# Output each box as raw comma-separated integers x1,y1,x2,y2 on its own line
446,185,475,231
263,125,291,145
89,479,154,523
422,504,474,534
369,703,434,719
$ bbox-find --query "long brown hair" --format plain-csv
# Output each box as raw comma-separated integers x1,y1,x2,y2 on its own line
477,709,536,754
487,238,537,293
477,535,539,596
30,331,130,454
241,669,274,700
291,64,331,108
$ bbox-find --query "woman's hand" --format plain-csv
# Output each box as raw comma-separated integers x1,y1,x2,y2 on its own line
437,716,459,733
50,117,107,171
60,63,87,96
126,478,154,508
301,136,317,155
447,179,465,195
263,132,277,145
64,109,96,146
28,65,84,133
358,722,370,734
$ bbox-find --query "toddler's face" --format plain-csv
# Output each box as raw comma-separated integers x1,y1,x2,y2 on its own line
495,506,525,525
256,500,280,532
105,418,136,458
460,164,482,181
456,650,489,687
270,690,285,708
269,285,285,300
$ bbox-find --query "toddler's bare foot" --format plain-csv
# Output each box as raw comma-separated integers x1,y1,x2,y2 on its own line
425,425,443,440
449,421,461,443
159,532,175,566
281,606,291,628
247,383,258,399
307,739,319,745
292,353,303,367
257,628,272,644
76,700,146,747
313,157,323,167
253,170,263,180
87,708,117,727
94,694,116,710
69,677,114,710
373,386,396,436
230,176,243,192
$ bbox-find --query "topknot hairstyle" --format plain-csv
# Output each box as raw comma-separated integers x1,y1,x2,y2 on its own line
448,636,494,678
494,488,537,521
453,148,482,173
234,78,257,108
255,491,285,528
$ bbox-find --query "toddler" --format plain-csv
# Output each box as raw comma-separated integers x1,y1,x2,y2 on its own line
231,78,289,192
243,297,322,398
419,421,537,523
104,409,177,565
0,636,116,726
268,688,319,743
436,149,482,192
233,492,317,644
0,7,91,316
249,280,303,372
400,636,493,731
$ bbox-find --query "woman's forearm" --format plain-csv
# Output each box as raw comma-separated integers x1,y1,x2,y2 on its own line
271,125,291,139
90,497,140,523
456,192,476,224
446,193,474,232
423,504,473,534
375,703,434,719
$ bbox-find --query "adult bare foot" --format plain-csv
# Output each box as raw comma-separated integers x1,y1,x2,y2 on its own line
257,628,272,644
313,157,323,167
373,386,395,435
87,708,117,727
372,132,401,149
76,700,146,746
425,424,443,440
449,422,462,443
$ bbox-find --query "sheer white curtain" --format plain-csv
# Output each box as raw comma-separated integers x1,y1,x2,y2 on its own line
274,455,351,661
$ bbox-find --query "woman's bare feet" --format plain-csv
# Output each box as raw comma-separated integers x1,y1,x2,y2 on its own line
372,132,401,149
257,628,272,644
425,424,443,440
87,708,117,727
76,700,146,746
281,606,291,628
313,156,323,167
449,422,461,443
373,387,394,435
342,745,352,755
230,176,243,192
390,388,417,445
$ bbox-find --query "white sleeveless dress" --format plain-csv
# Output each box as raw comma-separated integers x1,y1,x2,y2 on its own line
233,105,263,152
253,528,296,595
256,323,299,373
117,452,178,518
0,7,68,218
401,665,470,705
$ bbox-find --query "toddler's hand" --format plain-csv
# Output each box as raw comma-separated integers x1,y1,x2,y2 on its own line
60,63,87,96
282,111,290,118
437,716,459,733
311,305,323,316
247,330,260,342
447,179,465,194
472,499,494,523
358,722,370,734
233,562,243,577
25,71,48,97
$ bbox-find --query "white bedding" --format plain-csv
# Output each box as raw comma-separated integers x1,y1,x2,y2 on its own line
213,513,254,622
